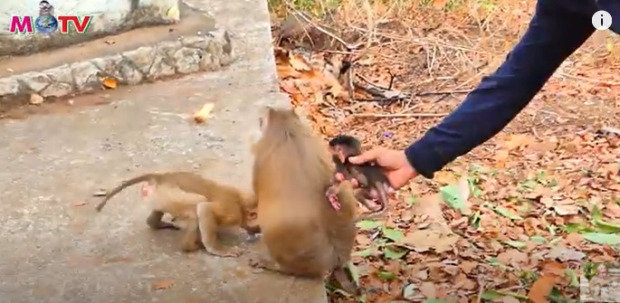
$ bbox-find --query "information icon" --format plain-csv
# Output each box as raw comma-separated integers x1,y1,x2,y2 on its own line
592,10,612,31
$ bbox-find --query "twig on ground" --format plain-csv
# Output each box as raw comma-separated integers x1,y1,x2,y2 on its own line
557,72,620,86
476,281,485,303
283,1,361,50
352,112,448,118
414,89,471,96
600,126,620,135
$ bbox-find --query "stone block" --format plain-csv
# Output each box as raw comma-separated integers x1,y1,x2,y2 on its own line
118,60,144,85
19,73,51,93
0,78,21,96
45,64,74,84
72,62,101,92
91,55,124,79
123,47,156,75
172,48,201,74
41,83,73,98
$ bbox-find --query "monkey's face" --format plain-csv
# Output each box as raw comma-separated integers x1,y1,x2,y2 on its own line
330,144,352,163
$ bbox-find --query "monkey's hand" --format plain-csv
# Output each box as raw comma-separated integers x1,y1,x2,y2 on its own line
325,184,341,211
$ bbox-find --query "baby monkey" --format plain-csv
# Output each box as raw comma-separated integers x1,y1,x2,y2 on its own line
95,172,260,257
328,135,390,213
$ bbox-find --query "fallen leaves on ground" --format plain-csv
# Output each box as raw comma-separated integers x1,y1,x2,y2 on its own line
102,77,117,89
192,102,215,124
270,1,620,301
152,279,175,290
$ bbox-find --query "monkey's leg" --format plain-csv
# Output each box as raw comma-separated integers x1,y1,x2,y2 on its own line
196,202,242,257
329,267,361,295
353,188,382,212
180,219,201,252
146,210,180,230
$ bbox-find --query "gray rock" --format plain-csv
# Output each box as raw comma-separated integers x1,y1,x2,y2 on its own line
72,62,101,92
41,83,73,97
123,46,156,74
45,64,73,83
199,52,219,71
172,48,201,74
91,55,123,79
0,78,21,96
118,60,143,84
157,40,183,60
147,54,176,80
19,73,51,93
181,36,209,49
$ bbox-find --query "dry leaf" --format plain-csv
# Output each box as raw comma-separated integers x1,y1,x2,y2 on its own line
565,233,584,247
455,273,477,290
433,171,458,185
432,0,448,9
401,223,459,253
289,53,312,71
501,296,521,303
419,282,437,298
504,134,532,150
72,201,87,207
541,261,566,277
497,249,528,267
459,261,478,274
494,150,509,168
30,93,44,105
547,246,585,262
192,103,215,124
153,279,175,290
356,234,371,246
102,77,117,89
528,275,555,303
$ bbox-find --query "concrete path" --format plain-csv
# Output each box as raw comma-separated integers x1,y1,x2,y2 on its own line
0,1,327,302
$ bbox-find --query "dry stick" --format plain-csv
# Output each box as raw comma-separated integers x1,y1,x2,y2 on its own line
414,89,471,96
433,67,488,103
557,72,620,86
352,112,448,118
601,126,620,135
476,281,485,303
283,1,360,50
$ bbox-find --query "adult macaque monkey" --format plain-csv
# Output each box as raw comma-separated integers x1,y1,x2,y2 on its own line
250,106,360,295
328,135,390,212
95,172,260,257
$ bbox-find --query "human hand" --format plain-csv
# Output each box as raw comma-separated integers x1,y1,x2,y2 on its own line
335,148,418,190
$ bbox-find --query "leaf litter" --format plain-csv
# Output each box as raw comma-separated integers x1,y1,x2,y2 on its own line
269,0,620,301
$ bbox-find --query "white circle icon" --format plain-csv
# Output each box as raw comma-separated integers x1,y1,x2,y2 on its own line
592,10,612,30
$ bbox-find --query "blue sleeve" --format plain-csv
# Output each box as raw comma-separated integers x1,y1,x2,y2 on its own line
405,0,596,178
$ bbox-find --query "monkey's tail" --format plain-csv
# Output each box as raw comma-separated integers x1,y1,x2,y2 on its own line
95,173,159,212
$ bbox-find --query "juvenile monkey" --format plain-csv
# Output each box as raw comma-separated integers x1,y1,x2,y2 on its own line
95,172,260,257
250,106,360,295
328,135,390,212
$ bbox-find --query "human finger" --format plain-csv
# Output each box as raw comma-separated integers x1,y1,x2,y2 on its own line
348,148,383,165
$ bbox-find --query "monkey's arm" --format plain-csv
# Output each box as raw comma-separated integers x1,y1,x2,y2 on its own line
405,2,595,179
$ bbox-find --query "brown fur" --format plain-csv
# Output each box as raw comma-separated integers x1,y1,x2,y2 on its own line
96,171,259,257
250,107,359,294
